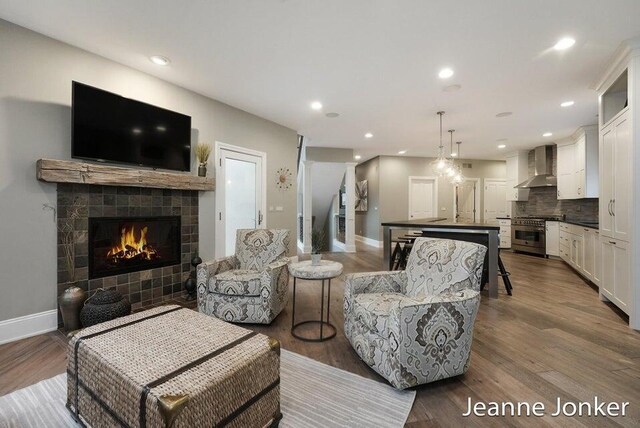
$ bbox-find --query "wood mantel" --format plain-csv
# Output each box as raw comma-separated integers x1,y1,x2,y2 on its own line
36,159,215,191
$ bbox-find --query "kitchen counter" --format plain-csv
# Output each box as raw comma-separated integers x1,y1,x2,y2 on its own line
562,219,599,229
381,218,500,298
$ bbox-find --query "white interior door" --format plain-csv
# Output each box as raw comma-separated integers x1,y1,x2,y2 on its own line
484,179,507,222
215,144,266,257
408,177,437,220
456,181,477,222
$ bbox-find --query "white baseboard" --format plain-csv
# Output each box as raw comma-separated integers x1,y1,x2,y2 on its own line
355,234,383,248
332,239,346,251
0,309,58,345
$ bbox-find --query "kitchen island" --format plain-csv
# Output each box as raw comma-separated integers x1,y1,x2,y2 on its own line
381,218,501,298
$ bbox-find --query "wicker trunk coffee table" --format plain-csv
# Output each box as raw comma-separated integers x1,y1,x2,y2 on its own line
67,305,281,428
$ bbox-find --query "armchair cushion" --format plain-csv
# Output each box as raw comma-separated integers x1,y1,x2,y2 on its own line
352,292,408,337
211,269,262,296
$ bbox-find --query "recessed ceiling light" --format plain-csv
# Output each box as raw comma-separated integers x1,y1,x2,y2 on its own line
451,153,458,157
496,112,513,118
498,144,506,149
543,132,553,137
561,101,575,107
443,84,461,92
310,101,323,110
553,37,575,51
149,55,170,66
438,68,454,79
364,133,373,139
326,112,339,118
354,155,361,160
398,150,407,155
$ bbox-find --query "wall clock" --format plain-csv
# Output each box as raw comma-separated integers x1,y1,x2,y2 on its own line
276,167,293,190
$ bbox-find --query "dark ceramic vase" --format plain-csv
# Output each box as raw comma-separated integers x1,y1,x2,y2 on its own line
59,285,87,332
184,277,197,300
198,164,207,177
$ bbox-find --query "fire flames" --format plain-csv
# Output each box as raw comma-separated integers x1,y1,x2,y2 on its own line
107,225,159,263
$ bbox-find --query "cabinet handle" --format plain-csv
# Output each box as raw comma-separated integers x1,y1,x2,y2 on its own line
612,199,615,216
608,200,613,216
609,241,616,245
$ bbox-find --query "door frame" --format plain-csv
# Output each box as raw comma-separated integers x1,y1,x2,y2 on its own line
452,177,481,223
407,176,439,220
214,141,268,258
483,177,508,221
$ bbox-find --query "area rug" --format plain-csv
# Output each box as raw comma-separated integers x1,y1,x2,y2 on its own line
0,350,415,428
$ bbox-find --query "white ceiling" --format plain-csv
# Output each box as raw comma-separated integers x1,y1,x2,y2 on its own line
1,0,639,160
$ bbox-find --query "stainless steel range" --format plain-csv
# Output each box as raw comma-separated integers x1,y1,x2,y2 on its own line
511,216,562,255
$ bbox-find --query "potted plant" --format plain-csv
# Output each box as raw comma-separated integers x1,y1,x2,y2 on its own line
195,142,213,177
56,198,87,331
310,228,326,265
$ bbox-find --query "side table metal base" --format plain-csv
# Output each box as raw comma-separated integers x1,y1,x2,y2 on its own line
291,276,336,342
291,320,337,342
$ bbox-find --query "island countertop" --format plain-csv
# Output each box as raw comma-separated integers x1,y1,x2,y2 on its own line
381,218,500,230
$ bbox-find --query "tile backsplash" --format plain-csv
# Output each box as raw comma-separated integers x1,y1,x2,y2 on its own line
512,145,599,222
514,187,598,221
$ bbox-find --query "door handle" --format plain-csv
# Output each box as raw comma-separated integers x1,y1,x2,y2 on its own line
258,210,263,225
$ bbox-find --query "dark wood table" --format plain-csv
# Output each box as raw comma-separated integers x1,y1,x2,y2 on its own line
381,218,501,298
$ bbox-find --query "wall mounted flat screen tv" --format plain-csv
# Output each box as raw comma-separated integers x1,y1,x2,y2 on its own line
72,81,192,171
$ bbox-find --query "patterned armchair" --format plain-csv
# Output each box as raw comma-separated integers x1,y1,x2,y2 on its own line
344,238,487,389
197,229,290,324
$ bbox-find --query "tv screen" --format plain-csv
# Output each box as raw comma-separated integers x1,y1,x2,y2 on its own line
72,81,192,172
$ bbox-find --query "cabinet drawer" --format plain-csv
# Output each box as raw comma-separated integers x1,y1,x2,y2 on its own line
497,219,511,226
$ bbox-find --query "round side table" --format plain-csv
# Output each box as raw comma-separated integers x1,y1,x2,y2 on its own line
288,260,343,342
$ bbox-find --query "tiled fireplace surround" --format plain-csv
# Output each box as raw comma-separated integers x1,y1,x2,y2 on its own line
56,184,198,323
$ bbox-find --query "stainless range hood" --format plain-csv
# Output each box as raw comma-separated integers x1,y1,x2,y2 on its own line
515,145,557,188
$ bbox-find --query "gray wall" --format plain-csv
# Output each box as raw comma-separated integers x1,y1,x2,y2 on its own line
305,147,354,163
356,155,507,241
355,157,380,240
0,20,298,322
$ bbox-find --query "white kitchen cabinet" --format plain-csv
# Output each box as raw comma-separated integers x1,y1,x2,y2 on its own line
600,238,630,314
545,221,559,257
557,126,599,200
582,228,595,281
498,218,511,249
600,110,631,242
558,223,600,286
505,151,529,202
557,143,575,200
593,230,601,287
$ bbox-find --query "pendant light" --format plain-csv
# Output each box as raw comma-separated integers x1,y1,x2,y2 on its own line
451,141,465,185
446,129,458,178
430,111,452,176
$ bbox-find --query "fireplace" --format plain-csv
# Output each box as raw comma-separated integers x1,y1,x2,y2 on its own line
89,216,181,279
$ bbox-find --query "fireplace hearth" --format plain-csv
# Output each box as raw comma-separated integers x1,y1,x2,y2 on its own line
89,216,181,279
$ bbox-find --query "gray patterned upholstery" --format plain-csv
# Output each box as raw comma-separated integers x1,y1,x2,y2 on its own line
197,229,290,324
344,238,487,389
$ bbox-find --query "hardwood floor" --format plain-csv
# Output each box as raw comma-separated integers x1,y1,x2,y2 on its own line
1,244,639,427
